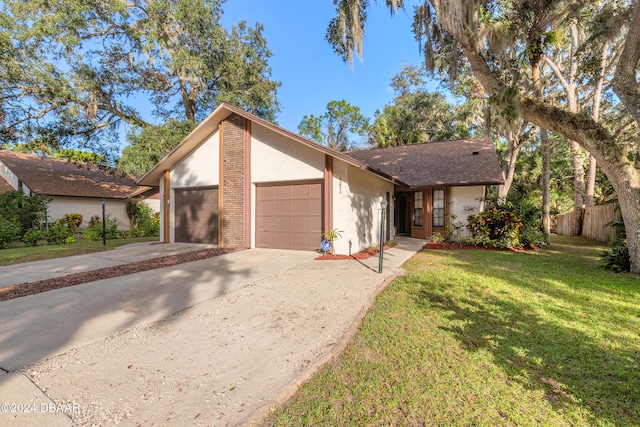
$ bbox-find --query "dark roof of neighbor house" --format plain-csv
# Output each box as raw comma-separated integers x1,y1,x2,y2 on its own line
346,138,505,188
138,102,404,187
0,150,150,199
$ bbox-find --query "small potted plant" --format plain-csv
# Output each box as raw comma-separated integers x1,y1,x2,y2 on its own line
321,228,343,255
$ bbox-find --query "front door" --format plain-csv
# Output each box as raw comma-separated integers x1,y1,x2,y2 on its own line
395,192,412,235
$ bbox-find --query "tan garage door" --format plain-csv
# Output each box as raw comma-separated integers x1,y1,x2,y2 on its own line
175,187,219,244
256,182,322,250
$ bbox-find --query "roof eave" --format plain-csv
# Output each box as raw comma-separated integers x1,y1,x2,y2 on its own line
137,102,398,186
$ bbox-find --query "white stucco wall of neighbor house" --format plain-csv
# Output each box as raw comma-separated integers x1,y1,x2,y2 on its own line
144,197,160,213
47,197,130,230
332,161,395,255
0,160,20,192
171,130,220,189
449,185,486,238
251,124,324,183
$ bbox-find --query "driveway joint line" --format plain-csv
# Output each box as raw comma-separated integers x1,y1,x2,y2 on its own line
19,369,76,423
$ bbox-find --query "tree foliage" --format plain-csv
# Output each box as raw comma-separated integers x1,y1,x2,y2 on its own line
0,0,280,159
0,190,50,248
370,65,479,147
327,0,640,274
118,119,196,175
298,100,369,151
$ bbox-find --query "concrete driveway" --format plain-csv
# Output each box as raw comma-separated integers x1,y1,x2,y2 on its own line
0,238,425,426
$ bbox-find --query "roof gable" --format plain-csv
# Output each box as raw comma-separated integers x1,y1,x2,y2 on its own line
346,138,505,188
138,102,402,186
0,151,147,199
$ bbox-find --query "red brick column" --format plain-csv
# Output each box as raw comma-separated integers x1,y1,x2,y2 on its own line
221,113,246,247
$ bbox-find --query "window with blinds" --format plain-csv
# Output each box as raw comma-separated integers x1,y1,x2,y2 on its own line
414,191,423,227
433,189,445,227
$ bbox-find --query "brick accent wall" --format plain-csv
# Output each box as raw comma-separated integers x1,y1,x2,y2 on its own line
222,113,246,247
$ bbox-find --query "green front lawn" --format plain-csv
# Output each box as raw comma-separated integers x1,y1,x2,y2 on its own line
0,235,159,266
266,236,640,426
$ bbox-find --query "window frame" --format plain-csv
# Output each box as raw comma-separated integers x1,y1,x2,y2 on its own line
432,189,445,228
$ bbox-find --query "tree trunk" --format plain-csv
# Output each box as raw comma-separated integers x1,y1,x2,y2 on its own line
531,53,551,245
541,128,552,245
497,130,521,203
586,40,608,209
585,155,597,207
600,161,640,274
570,140,585,236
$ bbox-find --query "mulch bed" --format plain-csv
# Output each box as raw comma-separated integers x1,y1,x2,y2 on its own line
0,247,238,302
315,246,394,260
423,242,537,251
423,242,490,250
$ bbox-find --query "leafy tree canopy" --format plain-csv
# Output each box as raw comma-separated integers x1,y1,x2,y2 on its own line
370,65,482,147
298,100,370,151
0,0,280,162
118,119,197,176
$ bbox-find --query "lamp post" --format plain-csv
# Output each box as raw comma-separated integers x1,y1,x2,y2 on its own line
378,199,388,274
102,198,106,246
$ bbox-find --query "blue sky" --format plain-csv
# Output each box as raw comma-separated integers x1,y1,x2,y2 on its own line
218,0,434,132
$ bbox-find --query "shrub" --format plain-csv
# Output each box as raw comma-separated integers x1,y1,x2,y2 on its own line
431,232,446,244
0,217,21,248
83,215,119,240
126,198,159,235
467,207,523,247
58,213,83,230
0,190,50,244
601,238,630,272
45,222,76,244
445,214,464,241
602,212,629,272
22,228,44,246
88,215,101,228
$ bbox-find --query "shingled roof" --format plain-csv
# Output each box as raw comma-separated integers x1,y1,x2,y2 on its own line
0,150,149,199
346,138,505,188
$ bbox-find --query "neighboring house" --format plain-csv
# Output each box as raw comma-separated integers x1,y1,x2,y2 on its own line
139,103,505,254
0,150,154,229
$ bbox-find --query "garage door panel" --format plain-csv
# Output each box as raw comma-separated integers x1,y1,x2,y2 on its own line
273,186,291,199
290,216,310,230
274,199,291,213
291,199,311,213
175,187,219,244
290,185,309,198
256,182,322,250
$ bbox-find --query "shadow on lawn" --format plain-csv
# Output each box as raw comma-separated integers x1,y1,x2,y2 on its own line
414,248,640,426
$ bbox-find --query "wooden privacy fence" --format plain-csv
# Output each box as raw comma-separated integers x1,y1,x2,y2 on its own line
556,204,621,243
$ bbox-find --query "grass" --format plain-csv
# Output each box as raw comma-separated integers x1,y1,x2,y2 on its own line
265,236,640,426
0,235,159,266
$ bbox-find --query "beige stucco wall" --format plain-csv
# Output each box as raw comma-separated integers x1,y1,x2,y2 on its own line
332,162,395,255
449,185,486,238
47,197,130,230
144,197,160,213
251,124,324,183
171,130,220,188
